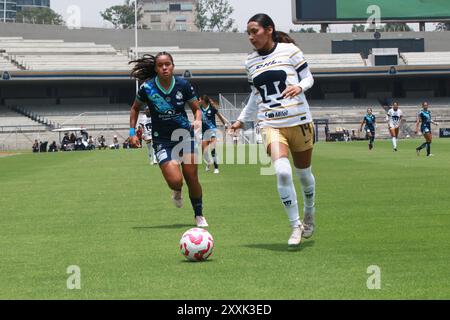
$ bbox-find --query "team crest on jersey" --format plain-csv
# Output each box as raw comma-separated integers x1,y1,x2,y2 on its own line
165,97,171,102
176,91,183,100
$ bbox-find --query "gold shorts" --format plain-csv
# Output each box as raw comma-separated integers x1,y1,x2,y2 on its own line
261,123,314,153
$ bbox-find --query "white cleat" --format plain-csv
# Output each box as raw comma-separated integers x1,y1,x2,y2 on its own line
172,190,183,208
302,209,315,239
205,163,211,172
214,168,219,174
195,216,209,227
288,225,303,248
427,154,434,157
153,159,158,165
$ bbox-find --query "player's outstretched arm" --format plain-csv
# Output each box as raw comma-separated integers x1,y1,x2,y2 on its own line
130,99,144,147
415,117,420,135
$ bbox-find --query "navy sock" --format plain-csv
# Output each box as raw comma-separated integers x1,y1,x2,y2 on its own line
426,142,431,155
417,142,427,150
190,197,203,217
211,149,218,169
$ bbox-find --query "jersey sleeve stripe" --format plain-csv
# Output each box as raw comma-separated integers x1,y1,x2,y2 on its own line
289,49,302,58
296,62,308,73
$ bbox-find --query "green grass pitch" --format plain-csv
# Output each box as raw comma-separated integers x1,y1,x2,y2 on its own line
1,139,449,299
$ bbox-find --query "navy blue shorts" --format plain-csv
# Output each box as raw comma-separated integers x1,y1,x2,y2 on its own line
421,125,431,134
364,126,375,134
153,138,197,165
202,127,218,141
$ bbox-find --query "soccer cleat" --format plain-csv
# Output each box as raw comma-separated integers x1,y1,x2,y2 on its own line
205,163,211,172
302,209,315,239
369,143,373,150
427,154,434,157
416,148,421,156
288,225,303,248
394,148,398,152
195,216,209,227
172,190,183,208
153,159,158,165
214,169,219,174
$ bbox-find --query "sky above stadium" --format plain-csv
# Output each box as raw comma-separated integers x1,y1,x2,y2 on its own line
51,0,434,32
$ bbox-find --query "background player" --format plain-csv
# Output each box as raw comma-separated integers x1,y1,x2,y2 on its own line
199,95,229,174
230,13,316,249
415,101,439,157
138,106,158,165
129,52,208,227
386,101,403,151
359,108,376,150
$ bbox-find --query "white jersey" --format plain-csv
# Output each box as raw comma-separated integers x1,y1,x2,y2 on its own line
139,114,152,140
241,42,314,128
386,108,403,128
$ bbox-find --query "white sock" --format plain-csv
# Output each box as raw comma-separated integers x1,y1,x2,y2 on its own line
392,137,397,149
274,158,300,228
204,150,211,164
295,166,316,215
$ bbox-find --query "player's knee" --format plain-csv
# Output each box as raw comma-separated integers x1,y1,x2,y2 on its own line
274,158,293,186
167,177,183,190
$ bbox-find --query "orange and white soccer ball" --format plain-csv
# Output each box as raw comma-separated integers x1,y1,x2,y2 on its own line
179,228,214,262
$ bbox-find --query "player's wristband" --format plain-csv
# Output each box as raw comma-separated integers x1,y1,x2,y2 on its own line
129,128,136,136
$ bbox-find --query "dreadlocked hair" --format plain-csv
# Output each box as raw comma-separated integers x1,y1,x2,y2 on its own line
129,52,174,84
129,54,156,83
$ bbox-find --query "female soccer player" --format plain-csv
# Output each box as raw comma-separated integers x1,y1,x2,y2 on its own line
415,101,438,157
138,106,158,165
230,14,316,249
128,52,208,227
199,95,229,174
386,101,403,151
359,108,376,150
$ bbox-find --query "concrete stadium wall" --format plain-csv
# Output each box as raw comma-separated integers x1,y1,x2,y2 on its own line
1,23,450,53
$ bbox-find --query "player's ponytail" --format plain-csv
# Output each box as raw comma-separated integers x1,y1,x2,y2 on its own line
248,13,296,44
273,31,296,44
129,54,157,83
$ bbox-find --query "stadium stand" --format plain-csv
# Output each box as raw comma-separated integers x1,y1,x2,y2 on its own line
402,52,450,65
0,55,18,71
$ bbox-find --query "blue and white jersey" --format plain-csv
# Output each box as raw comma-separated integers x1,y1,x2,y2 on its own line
363,114,376,130
418,109,432,132
136,76,197,142
201,105,218,132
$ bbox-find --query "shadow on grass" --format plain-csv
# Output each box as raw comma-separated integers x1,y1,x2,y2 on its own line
243,240,315,252
180,259,215,264
132,224,193,230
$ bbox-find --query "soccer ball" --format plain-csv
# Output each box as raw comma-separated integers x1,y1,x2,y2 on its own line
179,228,214,262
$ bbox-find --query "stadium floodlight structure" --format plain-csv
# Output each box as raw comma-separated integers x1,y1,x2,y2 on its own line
3,0,6,22
134,0,139,91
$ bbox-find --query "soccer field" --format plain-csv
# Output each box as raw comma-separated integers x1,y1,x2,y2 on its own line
1,139,449,299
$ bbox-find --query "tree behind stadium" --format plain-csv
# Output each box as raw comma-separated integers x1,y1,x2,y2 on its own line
100,0,144,29
16,7,64,25
194,0,235,32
